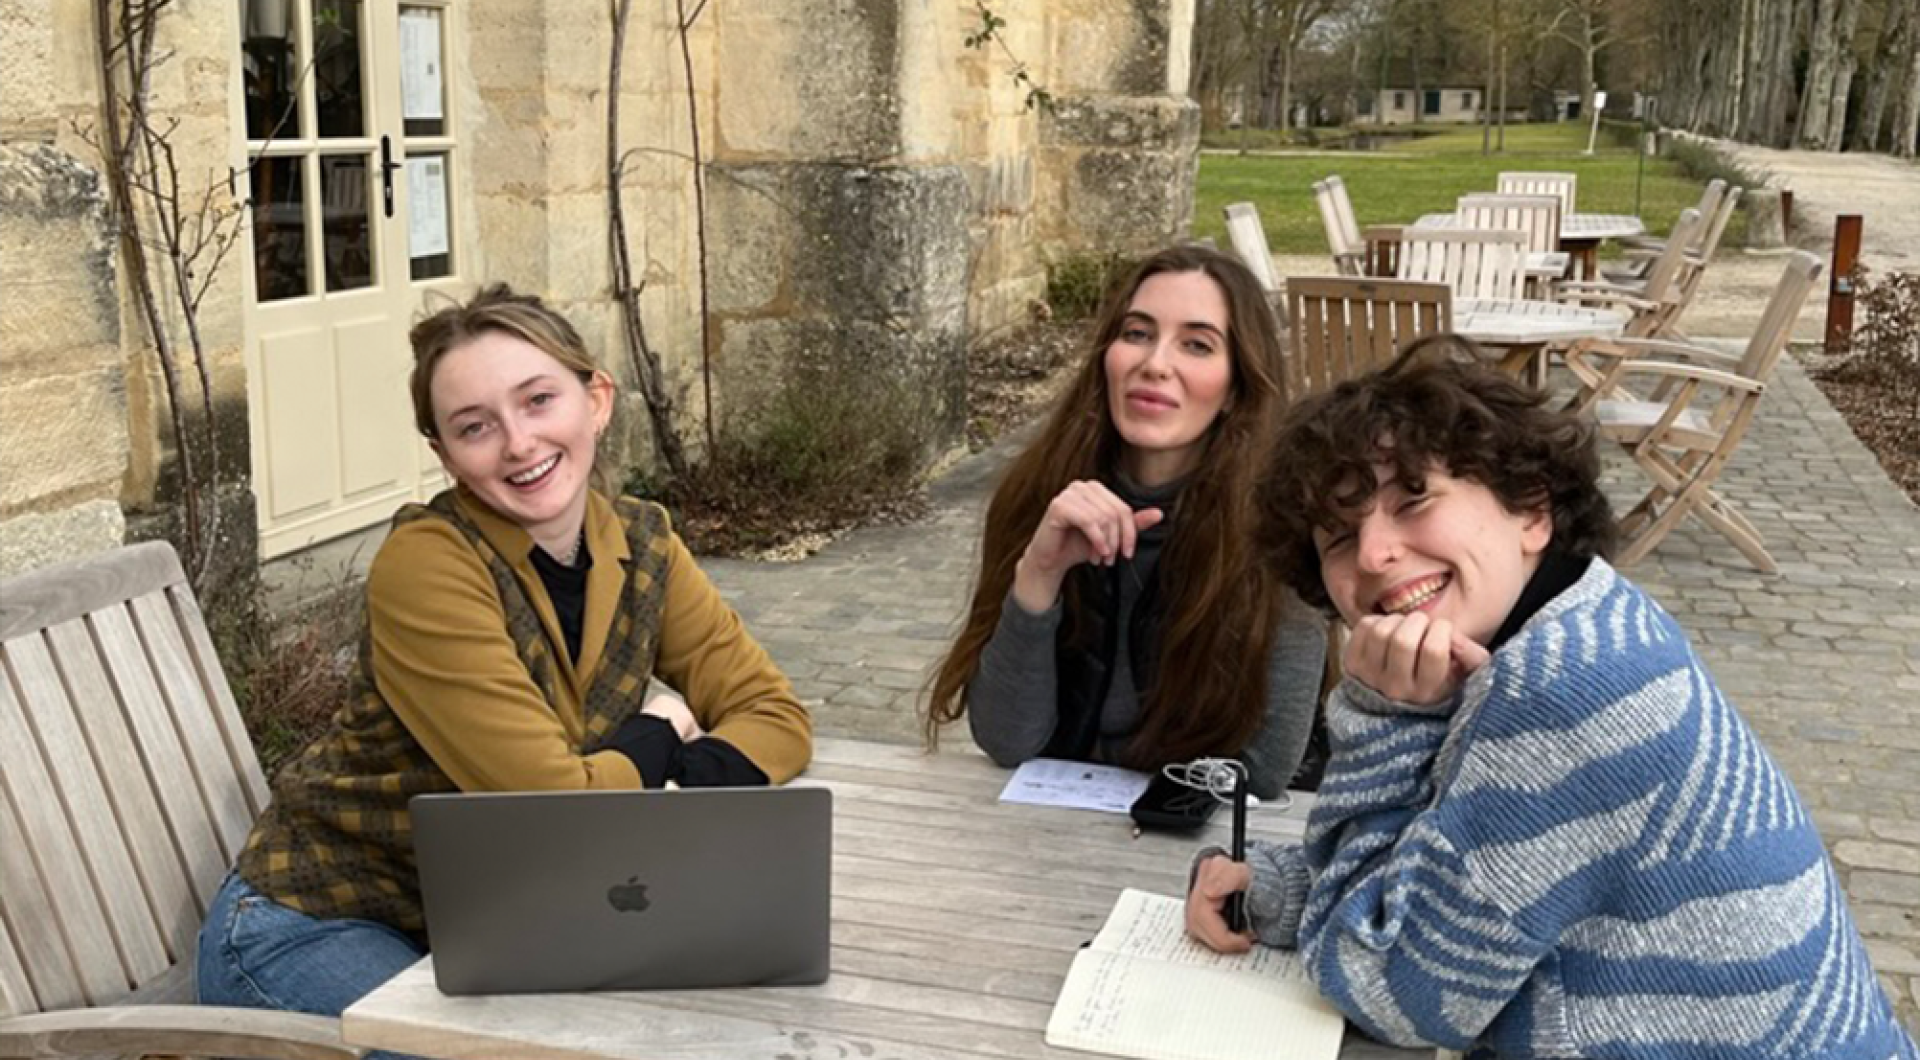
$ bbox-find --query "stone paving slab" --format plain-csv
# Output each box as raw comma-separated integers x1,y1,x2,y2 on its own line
702,352,1920,1031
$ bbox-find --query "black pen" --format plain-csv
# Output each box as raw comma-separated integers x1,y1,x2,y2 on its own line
1224,765,1248,933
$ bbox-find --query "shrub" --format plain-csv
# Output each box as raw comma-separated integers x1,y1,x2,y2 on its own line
1046,252,1131,321
642,367,936,554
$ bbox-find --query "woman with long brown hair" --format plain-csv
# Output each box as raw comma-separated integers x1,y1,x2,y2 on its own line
927,245,1323,799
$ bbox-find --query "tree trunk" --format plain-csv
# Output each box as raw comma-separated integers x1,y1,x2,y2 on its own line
1851,0,1915,151
1795,0,1840,145
1893,38,1920,156
1796,0,1861,148
1823,51,1856,150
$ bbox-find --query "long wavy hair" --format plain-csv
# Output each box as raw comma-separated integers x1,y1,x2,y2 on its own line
925,245,1292,767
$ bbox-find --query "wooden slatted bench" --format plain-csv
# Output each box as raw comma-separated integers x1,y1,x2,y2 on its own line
0,541,359,1060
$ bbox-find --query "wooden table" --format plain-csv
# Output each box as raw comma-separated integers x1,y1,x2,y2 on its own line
341,738,1426,1060
1416,212,1645,281
1454,296,1626,386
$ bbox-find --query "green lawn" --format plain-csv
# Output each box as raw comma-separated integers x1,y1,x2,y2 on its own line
1193,122,1736,256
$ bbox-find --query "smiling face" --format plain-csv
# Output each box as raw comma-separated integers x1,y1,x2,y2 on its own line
1314,463,1553,647
1103,270,1236,486
428,330,612,550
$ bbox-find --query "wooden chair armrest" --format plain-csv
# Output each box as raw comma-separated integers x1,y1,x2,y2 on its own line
0,1006,363,1060
1600,337,1743,368
1558,288,1656,313
1609,359,1764,394
1360,224,1405,243
1557,279,1640,295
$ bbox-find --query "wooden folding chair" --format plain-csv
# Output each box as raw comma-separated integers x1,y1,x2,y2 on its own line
0,542,361,1060
1396,228,1528,302
1558,207,1703,339
1223,202,1281,295
1496,171,1577,217
1284,276,1451,399
1605,184,1739,293
1565,250,1823,572
1312,177,1366,276
1617,178,1725,254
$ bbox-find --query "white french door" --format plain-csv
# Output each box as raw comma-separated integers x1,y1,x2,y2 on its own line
233,0,462,558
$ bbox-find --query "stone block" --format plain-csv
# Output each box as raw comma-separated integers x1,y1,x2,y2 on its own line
1049,0,1176,96
0,142,118,377
468,5,546,91
710,162,970,322
0,369,129,511
1042,94,1201,151
543,192,613,300
714,0,901,160
1046,139,1199,255
0,0,54,134
705,170,793,314
0,500,126,579
473,193,550,289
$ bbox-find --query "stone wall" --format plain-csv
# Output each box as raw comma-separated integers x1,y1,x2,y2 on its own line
0,0,252,578
0,0,1198,575
0,143,127,577
1037,0,1201,259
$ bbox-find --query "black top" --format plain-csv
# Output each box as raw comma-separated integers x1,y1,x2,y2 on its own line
1489,550,1593,651
529,542,767,789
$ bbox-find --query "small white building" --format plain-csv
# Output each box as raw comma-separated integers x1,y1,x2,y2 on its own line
1356,85,1485,125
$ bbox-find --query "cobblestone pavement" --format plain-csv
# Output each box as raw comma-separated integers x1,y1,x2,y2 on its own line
703,353,1920,1030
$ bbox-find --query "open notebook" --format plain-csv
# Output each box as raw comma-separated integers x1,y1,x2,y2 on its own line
1045,889,1345,1060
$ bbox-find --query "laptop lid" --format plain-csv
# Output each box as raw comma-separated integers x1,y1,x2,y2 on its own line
411,786,831,996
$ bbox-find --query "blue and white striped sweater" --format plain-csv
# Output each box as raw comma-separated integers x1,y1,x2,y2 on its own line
1242,560,1918,1057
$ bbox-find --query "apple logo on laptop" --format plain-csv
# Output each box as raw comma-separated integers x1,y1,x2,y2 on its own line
607,875,651,913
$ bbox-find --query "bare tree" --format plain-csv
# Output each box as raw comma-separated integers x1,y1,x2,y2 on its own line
607,0,690,478
85,0,248,591
1543,0,1621,121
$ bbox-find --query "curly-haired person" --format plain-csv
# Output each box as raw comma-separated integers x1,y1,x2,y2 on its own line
1185,338,1918,1059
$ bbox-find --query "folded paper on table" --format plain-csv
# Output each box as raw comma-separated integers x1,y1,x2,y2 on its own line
998,758,1152,814
1046,889,1345,1060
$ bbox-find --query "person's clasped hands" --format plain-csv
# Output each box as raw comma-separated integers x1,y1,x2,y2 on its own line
1011,480,1164,612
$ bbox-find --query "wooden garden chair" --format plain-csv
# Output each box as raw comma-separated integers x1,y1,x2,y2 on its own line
1496,171,1577,217
1312,176,1366,276
0,542,361,1060
1564,250,1823,573
1223,202,1281,295
1557,207,1703,339
1605,184,1740,294
1284,276,1451,399
1396,228,1528,302
1616,179,1725,254
1456,193,1567,296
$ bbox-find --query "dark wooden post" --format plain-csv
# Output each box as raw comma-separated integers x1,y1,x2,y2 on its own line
1826,214,1862,354
1780,189,1793,233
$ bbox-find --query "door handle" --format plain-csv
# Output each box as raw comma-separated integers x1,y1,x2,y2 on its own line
379,135,402,218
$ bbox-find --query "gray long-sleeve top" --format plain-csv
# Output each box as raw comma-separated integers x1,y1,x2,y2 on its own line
965,481,1326,800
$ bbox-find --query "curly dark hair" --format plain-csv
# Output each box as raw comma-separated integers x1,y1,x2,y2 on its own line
1264,334,1618,614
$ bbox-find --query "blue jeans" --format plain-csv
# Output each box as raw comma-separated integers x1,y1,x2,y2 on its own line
197,871,426,1060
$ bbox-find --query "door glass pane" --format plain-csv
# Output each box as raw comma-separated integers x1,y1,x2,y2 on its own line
250,156,309,301
319,154,374,291
400,7,447,137
407,152,453,280
313,0,366,138
238,0,299,140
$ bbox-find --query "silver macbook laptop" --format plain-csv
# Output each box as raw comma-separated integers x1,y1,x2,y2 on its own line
410,786,831,995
